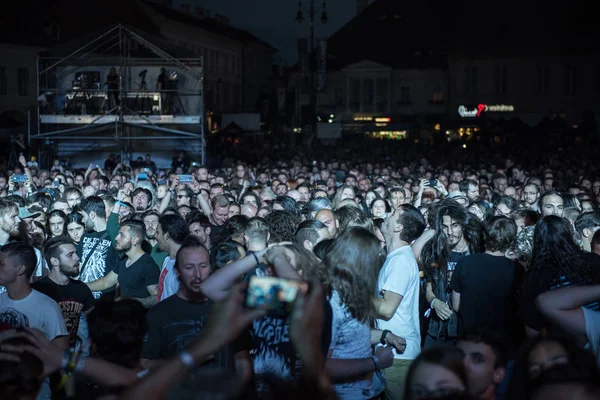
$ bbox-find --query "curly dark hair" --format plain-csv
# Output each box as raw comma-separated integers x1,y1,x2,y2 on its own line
265,210,300,243
88,299,148,368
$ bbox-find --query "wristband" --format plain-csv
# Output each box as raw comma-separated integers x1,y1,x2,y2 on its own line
380,329,391,345
179,351,195,370
371,355,382,371
430,298,437,308
116,201,127,207
252,252,260,265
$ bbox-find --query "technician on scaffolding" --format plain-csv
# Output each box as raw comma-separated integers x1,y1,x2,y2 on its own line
105,67,120,109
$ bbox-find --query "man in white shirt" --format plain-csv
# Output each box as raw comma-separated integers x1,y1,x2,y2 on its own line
155,214,188,301
0,242,68,400
375,205,426,400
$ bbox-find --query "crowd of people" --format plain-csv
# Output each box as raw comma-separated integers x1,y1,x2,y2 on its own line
0,140,599,400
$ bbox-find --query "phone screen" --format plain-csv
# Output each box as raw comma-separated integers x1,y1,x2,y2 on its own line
179,174,193,183
137,173,148,180
245,276,308,316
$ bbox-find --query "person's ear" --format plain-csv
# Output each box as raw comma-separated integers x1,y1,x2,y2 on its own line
205,227,211,236
50,256,60,269
583,228,592,239
89,211,96,221
15,263,27,277
395,223,403,233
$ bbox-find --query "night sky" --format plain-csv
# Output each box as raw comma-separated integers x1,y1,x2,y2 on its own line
174,0,361,64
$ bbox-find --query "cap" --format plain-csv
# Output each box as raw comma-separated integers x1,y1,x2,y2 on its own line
19,207,40,220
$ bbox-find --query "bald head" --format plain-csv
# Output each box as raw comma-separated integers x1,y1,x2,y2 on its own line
286,190,301,202
241,203,257,218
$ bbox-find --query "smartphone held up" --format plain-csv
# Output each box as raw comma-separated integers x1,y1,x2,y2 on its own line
245,276,308,317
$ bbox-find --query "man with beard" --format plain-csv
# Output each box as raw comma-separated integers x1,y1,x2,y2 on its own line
131,188,153,213
78,196,119,299
187,212,212,250
32,237,95,347
142,210,168,267
421,200,482,348
142,237,252,395
0,198,22,247
85,220,159,308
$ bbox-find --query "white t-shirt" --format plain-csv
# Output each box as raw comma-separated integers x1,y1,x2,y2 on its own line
159,256,179,302
376,245,421,360
0,289,68,400
582,306,600,367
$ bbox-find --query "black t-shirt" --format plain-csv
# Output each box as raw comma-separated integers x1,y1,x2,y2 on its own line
31,277,95,347
113,253,160,299
209,223,226,244
250,299,333,397
106,74,118,90
450,253,523,350
77,231,119,299
143,295,246,369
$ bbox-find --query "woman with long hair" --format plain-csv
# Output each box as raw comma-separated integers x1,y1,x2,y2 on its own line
323,227,402,399
521,215,600,337
332,185,357,210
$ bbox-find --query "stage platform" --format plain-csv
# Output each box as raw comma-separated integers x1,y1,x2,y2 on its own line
39,114,201,125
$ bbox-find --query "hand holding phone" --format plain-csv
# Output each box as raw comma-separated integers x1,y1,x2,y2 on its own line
245,276,308,317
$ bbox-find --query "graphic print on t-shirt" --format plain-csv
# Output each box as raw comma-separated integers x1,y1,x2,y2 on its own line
164,317,209,354
79,235,113,298
251,316,294,395
0,308,30,329
59,299,84,346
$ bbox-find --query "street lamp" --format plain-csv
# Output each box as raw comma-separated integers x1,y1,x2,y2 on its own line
295,0,328,143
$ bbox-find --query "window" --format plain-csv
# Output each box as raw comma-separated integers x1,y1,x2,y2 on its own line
431,85,444,103
536,66,550,95
400,86,410,103
17,67,29,96
0,66,6,95
464,66,478,95
493,66,508,94
564,64,577,95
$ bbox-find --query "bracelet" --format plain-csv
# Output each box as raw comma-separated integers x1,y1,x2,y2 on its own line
430,298,437,308
179,351,195,370
252,252,260,265
371,355,382,371
380,329,391,345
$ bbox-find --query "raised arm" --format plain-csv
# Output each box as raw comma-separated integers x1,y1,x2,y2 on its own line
86,271,118,292
201,250,267,302
536,285,600,340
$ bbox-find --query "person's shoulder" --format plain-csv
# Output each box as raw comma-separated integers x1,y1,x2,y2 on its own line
149,295,181,313
30,289,62,309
